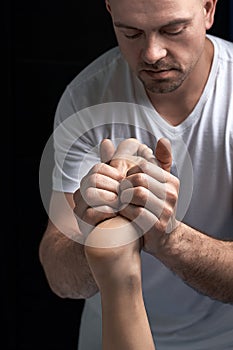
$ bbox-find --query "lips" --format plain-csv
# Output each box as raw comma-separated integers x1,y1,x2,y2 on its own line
142,69,174,78
145,69,171,73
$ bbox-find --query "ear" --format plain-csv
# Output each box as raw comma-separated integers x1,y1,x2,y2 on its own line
105,0,112,14
203,0,218,30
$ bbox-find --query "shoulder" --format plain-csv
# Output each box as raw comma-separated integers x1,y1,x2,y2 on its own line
207,34,233,63
207,34,233,102
203,36,233,151
69,46,123,89
53,45,135,129
57,46,132,114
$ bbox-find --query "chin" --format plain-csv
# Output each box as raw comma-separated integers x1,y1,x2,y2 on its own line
144,82,180,94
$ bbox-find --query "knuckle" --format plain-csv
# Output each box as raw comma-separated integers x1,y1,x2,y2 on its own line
102,190,118,203
162,206,173,219
89,173,99,187
85,207,96,222
134,205,145,217
167,189,178,205
80,175,88,188
174,177,180,190
156,220,167,232
92,163,101,173
134,186,148,202
139,160,149,173
85,187,95,202
92,162,105,174
100,205,114,214
108,192,118,202
133,173,146,185
170,174,180,188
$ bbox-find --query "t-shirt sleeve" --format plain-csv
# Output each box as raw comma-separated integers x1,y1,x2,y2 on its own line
51,87,101,193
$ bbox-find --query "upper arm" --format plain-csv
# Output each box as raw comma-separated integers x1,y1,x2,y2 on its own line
42,191,81,242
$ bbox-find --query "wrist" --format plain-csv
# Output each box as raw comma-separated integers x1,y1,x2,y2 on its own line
86,246,142,290
153,221,198,270
146,220,182,258
100,266,142,295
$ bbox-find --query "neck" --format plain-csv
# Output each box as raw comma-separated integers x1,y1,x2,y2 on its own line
147,38,214,127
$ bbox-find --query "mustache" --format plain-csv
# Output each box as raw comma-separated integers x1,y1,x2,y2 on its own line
139,61,181,71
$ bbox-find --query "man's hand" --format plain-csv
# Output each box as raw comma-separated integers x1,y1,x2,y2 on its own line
73,139,123,235
73,138,158,236
119,139,180,255
73,137,180,255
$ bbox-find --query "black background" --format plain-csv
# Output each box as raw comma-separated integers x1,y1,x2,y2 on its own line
6,1,232,349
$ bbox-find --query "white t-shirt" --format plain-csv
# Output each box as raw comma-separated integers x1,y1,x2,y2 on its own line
52,35,233,349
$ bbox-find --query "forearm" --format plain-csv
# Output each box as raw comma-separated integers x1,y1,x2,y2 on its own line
101,277,155,350
39,228,98,299
85,216,155,349
156,222,233,303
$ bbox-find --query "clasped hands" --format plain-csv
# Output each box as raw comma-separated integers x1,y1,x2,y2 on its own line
73,138,180,255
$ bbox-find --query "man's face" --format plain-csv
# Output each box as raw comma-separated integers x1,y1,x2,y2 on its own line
106,0,216,94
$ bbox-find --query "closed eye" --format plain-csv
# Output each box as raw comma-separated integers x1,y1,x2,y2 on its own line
124,32,142,39
163,29,184,36
161,23,189,36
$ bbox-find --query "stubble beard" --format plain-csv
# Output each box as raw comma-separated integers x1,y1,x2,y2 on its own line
137,60,196,94
138,69,190,94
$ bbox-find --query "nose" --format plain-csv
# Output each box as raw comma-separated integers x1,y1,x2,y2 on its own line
142,35,167,64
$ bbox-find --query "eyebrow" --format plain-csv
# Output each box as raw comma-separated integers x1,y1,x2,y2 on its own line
114,18,193,31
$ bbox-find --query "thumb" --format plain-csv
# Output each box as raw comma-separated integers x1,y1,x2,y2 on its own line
100,139,115,163
155,138,172,173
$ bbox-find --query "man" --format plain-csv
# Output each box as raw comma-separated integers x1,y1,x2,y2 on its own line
39,1,233,349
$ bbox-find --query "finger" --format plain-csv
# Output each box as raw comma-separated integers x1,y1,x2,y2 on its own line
74,185,119,223
120,173,166,200
119,202,173,236
119,204,159,235
82,205,117,226
120,187,164,219
127,161,168,183
111,139,156,168
155,138,172,173
82,173,120,194
110,139,141,175
80,171,120,212
83,187,119,209
113,138,141,158
77,206,117,237
100,139,115,163
137,143,158,164
83,162,124,182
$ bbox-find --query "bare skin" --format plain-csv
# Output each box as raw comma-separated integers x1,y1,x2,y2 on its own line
85,217,155,350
